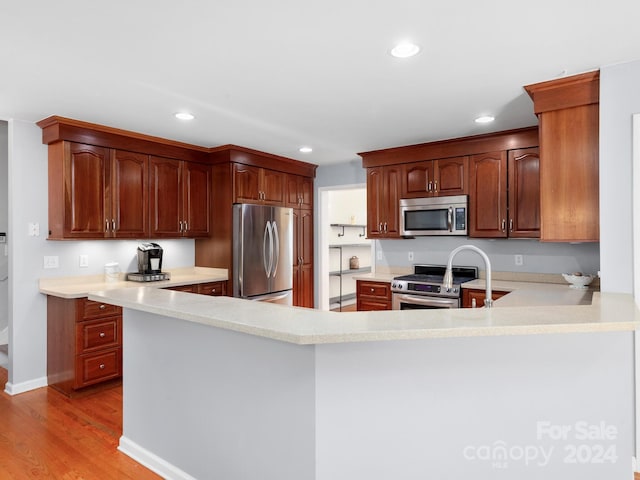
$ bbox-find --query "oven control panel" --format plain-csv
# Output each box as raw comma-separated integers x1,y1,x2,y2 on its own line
391,280,459,297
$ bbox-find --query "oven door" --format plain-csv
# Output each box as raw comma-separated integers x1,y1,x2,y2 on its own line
392,292,460,310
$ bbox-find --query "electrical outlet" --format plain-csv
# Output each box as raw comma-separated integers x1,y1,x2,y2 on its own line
28,223,40,237
515,254,524,266
43,255,59,269
408,251,414,261
79,255,89,268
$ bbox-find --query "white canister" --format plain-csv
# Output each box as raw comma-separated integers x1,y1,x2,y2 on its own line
104,262,120,283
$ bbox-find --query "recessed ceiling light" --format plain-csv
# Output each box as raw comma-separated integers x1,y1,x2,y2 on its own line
175,112,195,121
299,146,313,154
475,115,495,124
390,42,420,58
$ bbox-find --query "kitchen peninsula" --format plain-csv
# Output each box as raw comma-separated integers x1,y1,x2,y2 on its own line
89,287,639,480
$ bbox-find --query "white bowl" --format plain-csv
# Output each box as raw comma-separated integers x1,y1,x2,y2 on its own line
562,273,594,289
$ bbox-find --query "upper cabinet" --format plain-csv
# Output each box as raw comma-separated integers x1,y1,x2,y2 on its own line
524,71,599,242
47,142,149,239
286,174,313,209
366,165,402,238
402,156,468,198
149,157,210,238
468,147,540,238
38,116,211,240
233,164,286,205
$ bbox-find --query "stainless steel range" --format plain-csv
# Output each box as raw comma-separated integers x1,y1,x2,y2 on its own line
391,264,478,309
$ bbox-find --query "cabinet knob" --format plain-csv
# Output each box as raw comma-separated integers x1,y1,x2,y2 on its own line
370,288,375,293
99,332,106,338
99,364,105,370
211,288,217,293
99,304,106,310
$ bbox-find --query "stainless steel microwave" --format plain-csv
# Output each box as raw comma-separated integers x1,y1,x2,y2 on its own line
399,195,468,236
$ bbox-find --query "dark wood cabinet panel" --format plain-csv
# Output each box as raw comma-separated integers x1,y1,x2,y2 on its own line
233,163,285,205
508,148,540,238
356,280,392,311
48,296,123,396
149,157,210,238
402,156,467,198
197,281,227,296
286,174,313,209
462,288,508,308
469,151,508,238
261,168,286,205
110,149,149,238
293,208,314,308
367,165,401,238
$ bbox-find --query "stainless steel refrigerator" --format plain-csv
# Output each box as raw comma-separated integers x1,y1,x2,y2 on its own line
232,203,294,305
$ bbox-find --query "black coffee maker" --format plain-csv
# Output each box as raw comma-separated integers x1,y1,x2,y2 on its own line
137,242,163,274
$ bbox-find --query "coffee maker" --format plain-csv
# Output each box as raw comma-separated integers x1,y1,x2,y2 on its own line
127,243,170,282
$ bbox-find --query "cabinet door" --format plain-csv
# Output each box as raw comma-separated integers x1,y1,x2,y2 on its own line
233,164,261,203
508,148,540,238
292,208,314,308
64,143,109,238
286,174,313,208
402,161,434,198
149,156,182,237
435,156,468,196
469,152,507,238
110,150,149,238
366,167,385,237
384,165,402,237
183,162,210,237
261,168,286,205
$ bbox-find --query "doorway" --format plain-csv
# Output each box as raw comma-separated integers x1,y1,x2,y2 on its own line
317,184,373,311
0,121,8,368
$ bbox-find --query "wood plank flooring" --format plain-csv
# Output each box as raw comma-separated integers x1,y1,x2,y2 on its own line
0,367,160,479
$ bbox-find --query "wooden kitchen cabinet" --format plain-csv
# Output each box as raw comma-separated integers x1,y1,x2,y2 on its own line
525,71,600,242
366,165,402,238
149,157,210,238
165,281,228,296
233,163,286,205
293,208,314,307
468,148,540,238
286,174,313,209
47,296,122,396
46,142,149,239
356,280,392,311
402,156,468,198
462,288,508,308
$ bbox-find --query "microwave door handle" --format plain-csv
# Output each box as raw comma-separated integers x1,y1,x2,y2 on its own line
448,206,453,232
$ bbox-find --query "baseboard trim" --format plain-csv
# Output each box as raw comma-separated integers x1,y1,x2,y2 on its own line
4,375,47,395
118,436,198,480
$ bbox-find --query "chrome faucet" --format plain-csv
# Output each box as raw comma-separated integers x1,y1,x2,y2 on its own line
443,245,493,308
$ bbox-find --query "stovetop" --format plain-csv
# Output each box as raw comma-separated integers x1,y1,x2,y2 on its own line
391,265,478,298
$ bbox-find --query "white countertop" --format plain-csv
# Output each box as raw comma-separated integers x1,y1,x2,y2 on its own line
40,266,228,298
88,287,640,345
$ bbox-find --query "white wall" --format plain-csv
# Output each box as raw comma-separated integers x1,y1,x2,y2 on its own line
599,60,640,294
6,119,195,394
0,121,8,341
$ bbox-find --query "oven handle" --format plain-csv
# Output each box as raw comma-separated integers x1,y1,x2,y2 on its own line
393,293,459,308
448,206,453,232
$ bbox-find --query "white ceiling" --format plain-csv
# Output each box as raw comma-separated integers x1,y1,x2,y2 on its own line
1,1,639,165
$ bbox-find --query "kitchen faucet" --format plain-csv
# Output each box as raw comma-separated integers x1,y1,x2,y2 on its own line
442,245,493,308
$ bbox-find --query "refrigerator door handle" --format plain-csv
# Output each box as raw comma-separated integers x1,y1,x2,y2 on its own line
263,221,272,279
271,221,279,278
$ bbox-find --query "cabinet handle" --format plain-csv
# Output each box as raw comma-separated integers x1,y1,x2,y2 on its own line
112,219,116,231
384,222,388,233
184,221,188,232
99,364,105,370
99,332,106,338
427,181,432,192
99,304,106,310
434,180,438,193
509,219,514,232
471,298,477,308
179,221,183,232
501,219,506,232
379,222,383,232
105,219,109,232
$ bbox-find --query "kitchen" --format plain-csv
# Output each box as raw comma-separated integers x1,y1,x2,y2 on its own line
2,2,640,479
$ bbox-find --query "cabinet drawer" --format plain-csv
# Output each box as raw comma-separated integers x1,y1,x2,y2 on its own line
76,317,121,354
197,281,227,296
357,281,391,300
76,348,121,388
79,298,121,320
165,284,197,293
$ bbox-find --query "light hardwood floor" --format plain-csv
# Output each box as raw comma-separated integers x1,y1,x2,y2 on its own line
0,368,160,479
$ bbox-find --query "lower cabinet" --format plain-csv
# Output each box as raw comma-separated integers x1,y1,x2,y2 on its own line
47,296,122,396
462,288,508,308
356,280,392,311
165,281,228,296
